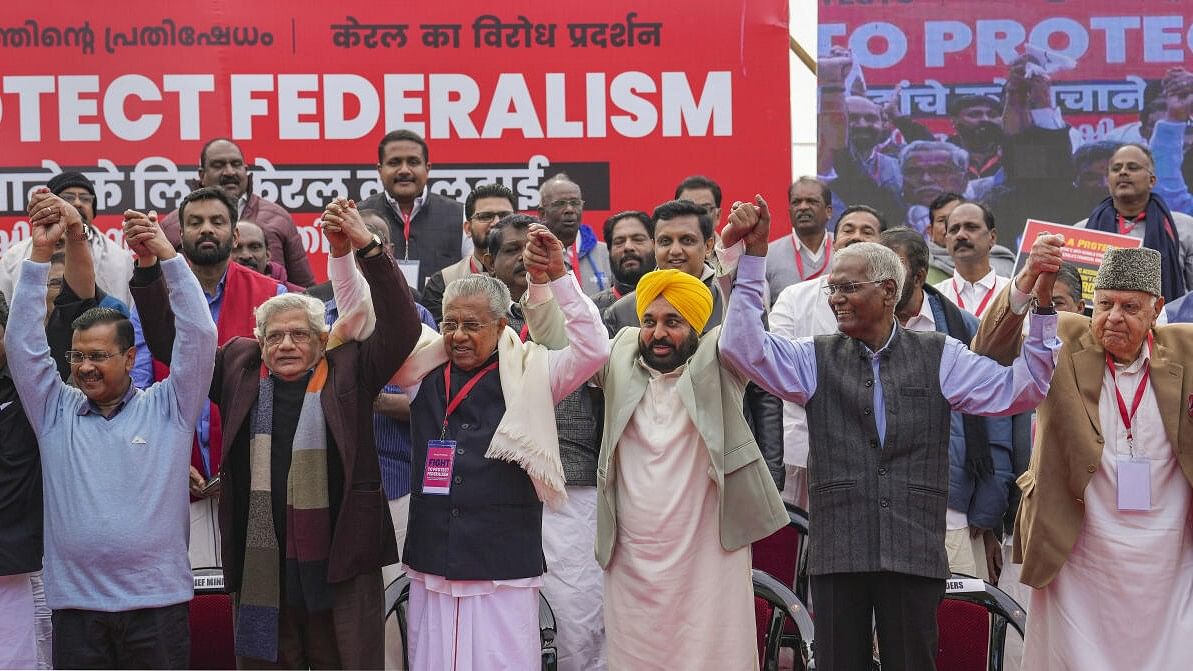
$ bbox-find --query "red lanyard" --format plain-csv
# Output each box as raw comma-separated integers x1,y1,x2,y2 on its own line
568,242,582,288
440,361,498,438
611,285,622,299
1117,211,1146,235
794,235,831,281
1106,333,1153,450
967,151,1001,180
468,256,482,274
518,323,529,342
394,207,413,260
951,278,995,317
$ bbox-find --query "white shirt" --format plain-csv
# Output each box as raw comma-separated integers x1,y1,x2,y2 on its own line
934,268,1010,318
769,276,837,467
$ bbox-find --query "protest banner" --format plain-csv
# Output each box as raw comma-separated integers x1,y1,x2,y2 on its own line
0,1,791,281
1012,218,1143,301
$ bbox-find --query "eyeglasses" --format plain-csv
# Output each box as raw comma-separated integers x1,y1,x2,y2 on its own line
65,350,123,364
545,198,583,210
822,280,886,296
440,320,495,335
263,329,314,346
60,193,96,205
472,211,515,223
695,203,718,214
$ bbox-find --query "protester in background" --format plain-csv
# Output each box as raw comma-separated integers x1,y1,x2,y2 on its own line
591,210,655,312
766,177,835,304
675,174,724,228
160,138,315,287
421,183,517,320
0,172,134,308
934,201,1013,318
1077,143,1193,301
7,188,217,668
233,220,304,292
539,173,613,296
358,129,465,296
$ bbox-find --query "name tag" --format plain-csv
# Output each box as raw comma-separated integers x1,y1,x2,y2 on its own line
398,259,421,289
423,440,457,495
1117,456,1151,512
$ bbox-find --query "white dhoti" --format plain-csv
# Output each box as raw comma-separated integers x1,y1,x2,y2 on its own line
604,366,758,671
405,569,542,671
1023,352,1193,670
0,572,37,670
541,486,605,671
188,496,222,568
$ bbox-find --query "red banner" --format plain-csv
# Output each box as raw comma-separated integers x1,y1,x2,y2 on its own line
820,0,1191,136
0,1,791,281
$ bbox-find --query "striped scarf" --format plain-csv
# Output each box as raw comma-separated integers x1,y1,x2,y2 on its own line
234,359,333,662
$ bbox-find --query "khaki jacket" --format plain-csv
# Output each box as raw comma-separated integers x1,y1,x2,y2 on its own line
524,292,787,569
972,287,1193,587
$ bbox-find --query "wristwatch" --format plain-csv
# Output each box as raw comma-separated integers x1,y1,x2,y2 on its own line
1031,297,1057,315
355,235,382,258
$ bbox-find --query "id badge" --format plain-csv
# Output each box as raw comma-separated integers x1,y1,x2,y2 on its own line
1116,456,1151,511
423,440,457,495
398,259,421,289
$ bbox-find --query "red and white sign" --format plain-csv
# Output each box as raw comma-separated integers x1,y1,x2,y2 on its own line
0,1,792,280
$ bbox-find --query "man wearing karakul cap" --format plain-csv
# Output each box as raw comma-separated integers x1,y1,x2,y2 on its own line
972,246,1193,669
520,264,787,669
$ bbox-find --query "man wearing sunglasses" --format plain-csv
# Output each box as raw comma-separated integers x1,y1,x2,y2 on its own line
5,188,217,668
720,195,1063,671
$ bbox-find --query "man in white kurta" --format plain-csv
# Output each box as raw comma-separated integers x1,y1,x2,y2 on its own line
521,266,787,670
970,246,1193,670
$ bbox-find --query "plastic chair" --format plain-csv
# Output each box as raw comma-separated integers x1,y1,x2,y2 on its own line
936,575,1027,671
752,503,810,602
753,568,815,671
385,572,559,671
189,567,236,670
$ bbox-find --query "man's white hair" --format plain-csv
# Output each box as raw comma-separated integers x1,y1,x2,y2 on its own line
831,241,905,303
253,293,329,339
444,275,510,320
900,140,969,173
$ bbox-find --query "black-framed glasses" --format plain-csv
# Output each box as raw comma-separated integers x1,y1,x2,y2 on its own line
65,350,123,364
263,329,314,346
545,198,583,210
822,280,886,297
472,211,515,223
440,320,495,335
60,193,96,205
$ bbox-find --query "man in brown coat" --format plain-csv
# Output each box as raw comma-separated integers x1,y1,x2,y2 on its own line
135,201,421,668
973,246,1193,669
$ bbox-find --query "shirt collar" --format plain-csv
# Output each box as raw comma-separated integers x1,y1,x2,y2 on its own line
860,318,900,358
77,381,137,417
237,193,249,218
903,292,936,332
952,268,998,291
792,231,832,256
1116,338,1152,375
384,186,428,220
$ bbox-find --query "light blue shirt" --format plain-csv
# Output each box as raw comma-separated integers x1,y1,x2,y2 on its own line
721,254,1060,444
5,256,217,611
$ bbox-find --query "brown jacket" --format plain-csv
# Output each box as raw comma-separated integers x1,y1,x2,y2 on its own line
972,287,1193,587
133,252,422,590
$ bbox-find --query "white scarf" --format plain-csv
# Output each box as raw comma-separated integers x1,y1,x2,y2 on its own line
392,325,567,510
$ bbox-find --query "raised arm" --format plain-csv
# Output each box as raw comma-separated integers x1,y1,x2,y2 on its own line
971,233,1065,364
5,189,77,432
524,224,611,401
718,196,819,403
939,312,1059,416
1150,69,1193,215
322,197,421,395
124,209,217,425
